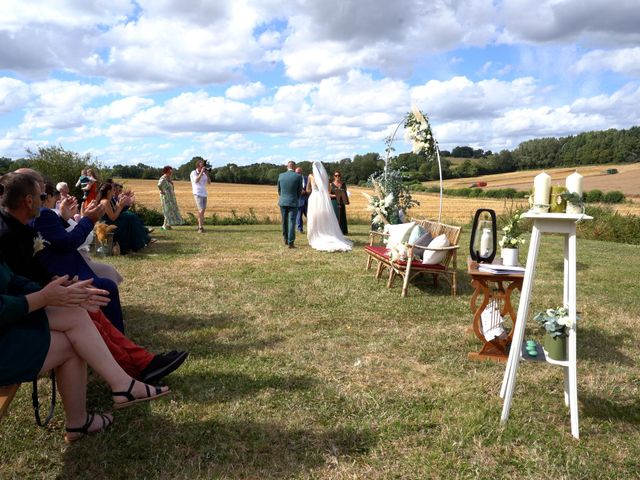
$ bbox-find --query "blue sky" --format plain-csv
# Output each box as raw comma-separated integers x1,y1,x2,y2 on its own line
1,0,639,168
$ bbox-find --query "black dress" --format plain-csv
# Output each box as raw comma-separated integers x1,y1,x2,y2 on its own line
0,261,50,385
329,182,349,235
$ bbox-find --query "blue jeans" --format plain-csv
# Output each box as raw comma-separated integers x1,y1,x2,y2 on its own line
280,206,299,245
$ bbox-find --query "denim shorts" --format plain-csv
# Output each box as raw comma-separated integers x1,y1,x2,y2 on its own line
194,195,207,210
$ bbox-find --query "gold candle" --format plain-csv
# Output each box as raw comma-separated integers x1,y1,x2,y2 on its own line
550,185,567,213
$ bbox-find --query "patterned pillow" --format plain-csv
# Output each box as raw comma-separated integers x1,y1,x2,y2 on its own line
407,225,426,245
412,231,433,258
422,234,450,265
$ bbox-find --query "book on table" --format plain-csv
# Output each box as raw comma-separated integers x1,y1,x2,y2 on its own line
477,264,526,275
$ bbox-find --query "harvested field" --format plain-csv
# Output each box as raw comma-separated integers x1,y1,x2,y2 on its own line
426,163,640,198
121,179,529,225
124,177,640,225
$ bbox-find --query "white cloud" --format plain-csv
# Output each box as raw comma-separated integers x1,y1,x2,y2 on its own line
574,47,640,77
0,77,29,114
226,82,267,100
500,0,640,45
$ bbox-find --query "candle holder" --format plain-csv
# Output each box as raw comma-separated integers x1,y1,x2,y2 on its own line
470,209,497,263
550,186,567,213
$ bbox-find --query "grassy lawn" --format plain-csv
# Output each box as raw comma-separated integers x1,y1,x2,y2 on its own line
1,224,639,479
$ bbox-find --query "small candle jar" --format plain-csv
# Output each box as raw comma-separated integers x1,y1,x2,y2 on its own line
549,185,567,213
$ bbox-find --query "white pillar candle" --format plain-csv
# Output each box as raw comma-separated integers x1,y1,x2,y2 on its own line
480,228,492,257
565,170,584,214
533,171,551,212
565,171,583,195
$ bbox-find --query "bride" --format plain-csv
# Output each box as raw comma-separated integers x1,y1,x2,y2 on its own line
307,161,353,252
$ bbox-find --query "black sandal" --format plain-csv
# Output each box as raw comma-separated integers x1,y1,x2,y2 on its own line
64,413,113,443
112,379,170,409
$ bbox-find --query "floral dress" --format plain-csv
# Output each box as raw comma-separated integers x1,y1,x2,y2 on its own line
158,175,184,226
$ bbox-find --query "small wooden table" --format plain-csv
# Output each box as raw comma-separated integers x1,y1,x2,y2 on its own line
468,258,524,362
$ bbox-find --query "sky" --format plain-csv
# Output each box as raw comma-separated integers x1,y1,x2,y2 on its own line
1,0,639,168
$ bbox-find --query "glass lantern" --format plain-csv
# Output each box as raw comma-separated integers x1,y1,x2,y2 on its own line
470,209,497,263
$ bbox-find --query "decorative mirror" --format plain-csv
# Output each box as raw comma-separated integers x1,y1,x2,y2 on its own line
470,209,497,263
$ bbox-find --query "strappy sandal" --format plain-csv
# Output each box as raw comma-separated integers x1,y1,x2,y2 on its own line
64,413,113,443
112,379,170,409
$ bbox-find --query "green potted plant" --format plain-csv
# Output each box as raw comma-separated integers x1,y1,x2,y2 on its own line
533,306,576,361
498,210,525,266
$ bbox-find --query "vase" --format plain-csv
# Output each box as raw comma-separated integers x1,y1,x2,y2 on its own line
502,247,519,266
544,333,567,361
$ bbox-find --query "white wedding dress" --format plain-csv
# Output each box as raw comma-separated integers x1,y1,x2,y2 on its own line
307,161,353,252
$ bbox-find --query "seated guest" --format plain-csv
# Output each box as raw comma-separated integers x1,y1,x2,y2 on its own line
1,171,188,384
32,182,125,332
98,183,152,254
0,259,170,442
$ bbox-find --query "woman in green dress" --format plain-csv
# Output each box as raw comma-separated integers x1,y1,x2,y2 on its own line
328,170,349,235
158,166,184,230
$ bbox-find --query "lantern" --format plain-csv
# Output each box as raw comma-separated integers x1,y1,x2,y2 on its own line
470,209,497,263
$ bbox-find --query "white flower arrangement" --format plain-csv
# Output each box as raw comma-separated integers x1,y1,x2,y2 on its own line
534,306,578,338
404,105,438,159
33,232,49,255
362,177,395,230
498,210,526,249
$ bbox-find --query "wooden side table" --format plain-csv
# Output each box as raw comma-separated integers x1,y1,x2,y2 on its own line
467,258,524,362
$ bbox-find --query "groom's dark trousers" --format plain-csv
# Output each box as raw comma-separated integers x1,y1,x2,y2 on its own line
277,168,303,246
280,206,298,246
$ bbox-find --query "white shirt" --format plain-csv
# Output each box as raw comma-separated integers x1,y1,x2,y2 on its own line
190,169,209,197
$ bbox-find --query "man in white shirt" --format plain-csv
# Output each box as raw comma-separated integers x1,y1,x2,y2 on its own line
190,160,211,233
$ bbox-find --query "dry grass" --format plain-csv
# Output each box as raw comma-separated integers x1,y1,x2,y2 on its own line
1,225,639,478
425,163,640,198
122,179,529,225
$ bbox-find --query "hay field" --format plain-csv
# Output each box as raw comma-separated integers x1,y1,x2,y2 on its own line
426,163,640,198
121,179,529,225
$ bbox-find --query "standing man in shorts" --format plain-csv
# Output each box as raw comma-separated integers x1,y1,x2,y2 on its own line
190,159,210,233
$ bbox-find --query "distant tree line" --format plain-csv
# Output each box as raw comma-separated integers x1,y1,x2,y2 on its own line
1,126,638,186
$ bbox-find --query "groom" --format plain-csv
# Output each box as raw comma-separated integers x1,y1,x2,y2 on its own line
277,161,303,248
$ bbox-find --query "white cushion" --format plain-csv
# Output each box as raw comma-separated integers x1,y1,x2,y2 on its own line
385,222,416,250
422,234,450,265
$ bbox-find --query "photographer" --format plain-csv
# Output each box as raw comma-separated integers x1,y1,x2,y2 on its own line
189,159,211,233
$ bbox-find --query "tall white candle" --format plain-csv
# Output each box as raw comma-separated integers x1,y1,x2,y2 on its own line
565,170,584,214
565,171,583,195
533,171,551,212
480,228,492,256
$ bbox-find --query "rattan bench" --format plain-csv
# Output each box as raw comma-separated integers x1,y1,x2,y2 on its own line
364,219,462,297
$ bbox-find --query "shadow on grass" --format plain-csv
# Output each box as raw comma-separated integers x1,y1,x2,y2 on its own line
581,393,640,424
578,326,634,366
175,371,316,403
60,417,377,479
550,260,591,272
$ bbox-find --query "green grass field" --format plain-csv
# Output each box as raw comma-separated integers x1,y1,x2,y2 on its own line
1,225,639,479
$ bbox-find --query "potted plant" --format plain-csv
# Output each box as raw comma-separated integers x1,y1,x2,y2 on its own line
498,210,525,266
533,306,576,361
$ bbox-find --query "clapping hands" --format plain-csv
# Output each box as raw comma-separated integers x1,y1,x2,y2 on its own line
42,276,110,311
82,200,105,222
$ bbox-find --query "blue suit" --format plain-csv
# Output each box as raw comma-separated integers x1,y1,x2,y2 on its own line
277,170,303,246
296,175,308,232
30,209,124,333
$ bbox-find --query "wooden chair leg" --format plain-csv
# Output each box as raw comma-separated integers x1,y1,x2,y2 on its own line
433,273,439,288
366,256,373,271
375,262,384,279
401,271,410,297
451,271,457,296
387,268,396,288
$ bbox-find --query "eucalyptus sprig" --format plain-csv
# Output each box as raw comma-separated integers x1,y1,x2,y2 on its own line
560,191,584,207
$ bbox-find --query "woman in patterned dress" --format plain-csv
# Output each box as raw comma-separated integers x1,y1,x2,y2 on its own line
157,166,184,230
